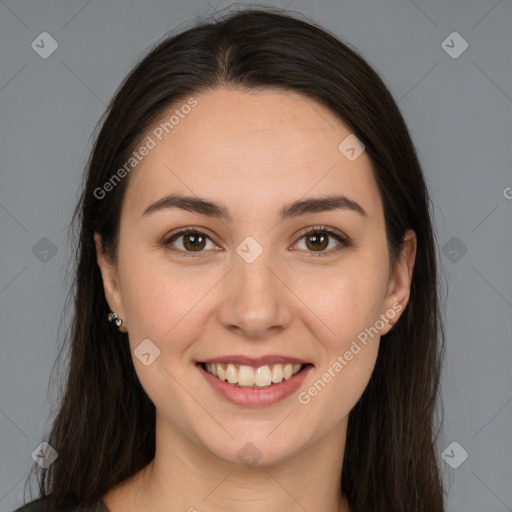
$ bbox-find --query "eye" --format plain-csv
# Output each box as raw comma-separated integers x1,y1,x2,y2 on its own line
292,226,349,255
162,225,349,257
163,227,218,256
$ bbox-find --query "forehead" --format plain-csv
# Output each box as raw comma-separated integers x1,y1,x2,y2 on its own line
122,87,382,222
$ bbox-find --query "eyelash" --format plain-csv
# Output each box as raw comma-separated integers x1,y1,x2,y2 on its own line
162,225,350,258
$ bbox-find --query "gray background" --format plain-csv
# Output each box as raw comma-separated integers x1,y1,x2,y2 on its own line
1,0,511,510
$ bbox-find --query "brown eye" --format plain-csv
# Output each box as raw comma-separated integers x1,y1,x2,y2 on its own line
304,231,329,251
294,227,349,255
182,232,206,251
164,229,216,254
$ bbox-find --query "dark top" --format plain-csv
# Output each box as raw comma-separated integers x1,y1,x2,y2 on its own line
12,498,110,512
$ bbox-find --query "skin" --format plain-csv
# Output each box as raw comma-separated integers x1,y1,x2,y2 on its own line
95,87,416,512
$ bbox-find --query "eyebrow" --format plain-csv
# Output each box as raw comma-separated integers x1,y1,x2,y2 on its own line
141,194,367,221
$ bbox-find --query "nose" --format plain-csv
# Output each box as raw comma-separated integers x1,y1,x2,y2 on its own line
216,244,292,340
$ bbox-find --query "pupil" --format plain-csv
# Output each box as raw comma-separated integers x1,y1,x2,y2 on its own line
307,232,328,251
185,233,204,250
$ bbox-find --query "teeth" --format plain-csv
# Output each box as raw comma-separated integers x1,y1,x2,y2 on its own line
238,365,255,386
204,362,303,388
254,365,272,387
271,364,283,383
226,363,237,384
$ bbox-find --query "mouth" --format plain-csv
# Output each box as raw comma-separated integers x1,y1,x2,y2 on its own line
199,361,311,388
196,355,314,406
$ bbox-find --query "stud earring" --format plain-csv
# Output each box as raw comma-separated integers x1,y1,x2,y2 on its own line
107,311,123,329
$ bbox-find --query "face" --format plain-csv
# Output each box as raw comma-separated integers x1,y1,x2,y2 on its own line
95,87,416,467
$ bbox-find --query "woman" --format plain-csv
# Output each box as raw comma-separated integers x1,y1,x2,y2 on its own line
16,6,445,512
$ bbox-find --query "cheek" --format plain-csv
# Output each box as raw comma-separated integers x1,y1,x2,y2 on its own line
118,245,224,352
291,254,388,405
304,276,383,388
117,245,177,338
294,258,389,344
294,269,384,425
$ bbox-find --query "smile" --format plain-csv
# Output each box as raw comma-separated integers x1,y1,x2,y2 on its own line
202,362,303,388
197,356,313,406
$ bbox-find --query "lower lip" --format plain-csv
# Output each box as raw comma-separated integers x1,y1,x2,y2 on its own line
198,363,313,407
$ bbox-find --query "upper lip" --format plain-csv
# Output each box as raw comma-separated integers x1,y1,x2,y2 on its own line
199,355,311,367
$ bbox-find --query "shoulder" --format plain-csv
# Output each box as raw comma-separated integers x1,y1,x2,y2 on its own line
11,498,48,512
12,498,110,512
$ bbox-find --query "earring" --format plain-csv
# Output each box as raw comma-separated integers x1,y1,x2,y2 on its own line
107,311,123,329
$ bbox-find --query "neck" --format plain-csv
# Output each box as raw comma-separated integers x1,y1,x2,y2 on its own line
121,414,351,512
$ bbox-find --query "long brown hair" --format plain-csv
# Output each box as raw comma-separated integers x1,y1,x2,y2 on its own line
26,6,446,511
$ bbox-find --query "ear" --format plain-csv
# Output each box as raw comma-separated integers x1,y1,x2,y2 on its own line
94,232,128,332
379,229,417,336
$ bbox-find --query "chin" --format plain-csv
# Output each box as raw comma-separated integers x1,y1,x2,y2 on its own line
197,426,310,468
